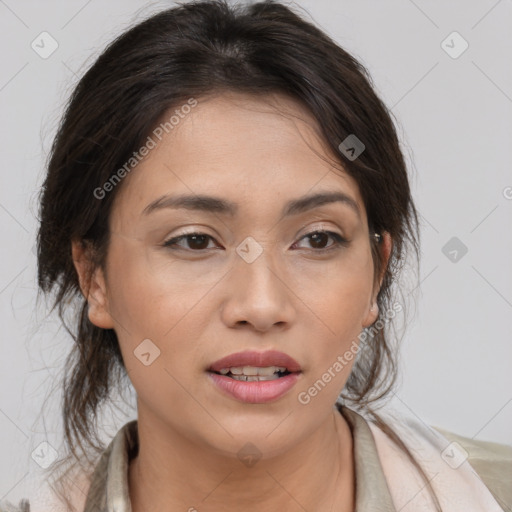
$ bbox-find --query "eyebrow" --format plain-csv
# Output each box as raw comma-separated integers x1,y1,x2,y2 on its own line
141,190,361,220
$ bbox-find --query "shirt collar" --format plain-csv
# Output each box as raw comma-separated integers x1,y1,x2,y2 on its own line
339,404,396,511
83,405,395,512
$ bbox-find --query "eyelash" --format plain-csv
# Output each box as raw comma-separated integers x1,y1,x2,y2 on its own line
162,230,349,253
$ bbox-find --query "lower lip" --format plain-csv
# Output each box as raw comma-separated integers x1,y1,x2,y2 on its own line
207,372,301,404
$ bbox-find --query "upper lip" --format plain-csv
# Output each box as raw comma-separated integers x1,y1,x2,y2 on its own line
208,350,302,373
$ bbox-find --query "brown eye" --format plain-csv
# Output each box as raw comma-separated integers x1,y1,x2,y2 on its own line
308,232,330,249
163,233,218,251
162,230,349,253
293,230,349,251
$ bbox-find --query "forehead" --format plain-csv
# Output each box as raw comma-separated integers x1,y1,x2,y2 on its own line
111,91,366,225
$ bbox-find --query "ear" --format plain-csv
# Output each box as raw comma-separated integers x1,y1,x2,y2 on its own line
71,239,115,329
362,231,393,328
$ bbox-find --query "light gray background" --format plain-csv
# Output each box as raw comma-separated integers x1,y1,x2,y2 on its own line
1,0,511,506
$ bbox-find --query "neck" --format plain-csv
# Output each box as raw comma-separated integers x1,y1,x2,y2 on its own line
128,404,354,512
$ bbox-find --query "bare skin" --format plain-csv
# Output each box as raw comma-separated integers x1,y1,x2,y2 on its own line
72,91,392,511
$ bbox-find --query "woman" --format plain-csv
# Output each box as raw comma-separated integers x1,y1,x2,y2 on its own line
2,1,510,511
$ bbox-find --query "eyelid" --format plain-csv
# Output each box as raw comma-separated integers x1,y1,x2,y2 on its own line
296,221,342,238
162,226,349,252
167,221,345,241
162,229,219,250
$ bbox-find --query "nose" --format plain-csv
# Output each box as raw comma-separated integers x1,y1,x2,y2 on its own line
220,245,296,333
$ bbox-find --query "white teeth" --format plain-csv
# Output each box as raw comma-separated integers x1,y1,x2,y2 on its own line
230,374,281,382
218,366,287,376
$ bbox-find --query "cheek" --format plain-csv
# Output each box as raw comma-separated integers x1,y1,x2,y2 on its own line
105,237,208,333
104,239,215,373
291,246,374,388
103,247,211,427
293,244,374,333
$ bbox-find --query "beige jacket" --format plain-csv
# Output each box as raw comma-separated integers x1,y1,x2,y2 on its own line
2,406,511,511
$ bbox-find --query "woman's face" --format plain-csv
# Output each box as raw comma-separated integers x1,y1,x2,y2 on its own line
75,92,389,459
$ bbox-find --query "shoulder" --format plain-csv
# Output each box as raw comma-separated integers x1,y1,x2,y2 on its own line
432,426,512,509
0,498,30,512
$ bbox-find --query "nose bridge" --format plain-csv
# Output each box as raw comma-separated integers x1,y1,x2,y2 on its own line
222,235,295,330
235,235,285,298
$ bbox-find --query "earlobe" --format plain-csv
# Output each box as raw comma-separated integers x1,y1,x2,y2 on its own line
362,231,393,329
362,302,379,329
86,268,115,329
71,240,115,329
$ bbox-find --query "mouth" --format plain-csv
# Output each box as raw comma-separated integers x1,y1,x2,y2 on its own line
209,366,294,381
206,350,302,403
207,349,302,376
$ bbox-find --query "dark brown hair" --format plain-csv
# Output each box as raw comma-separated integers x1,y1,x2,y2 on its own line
35,0,439,510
